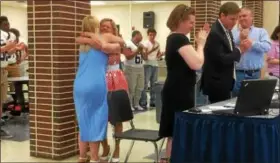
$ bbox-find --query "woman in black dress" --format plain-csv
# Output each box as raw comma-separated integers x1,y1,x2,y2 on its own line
159,4,208,162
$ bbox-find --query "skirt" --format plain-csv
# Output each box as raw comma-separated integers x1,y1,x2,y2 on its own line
106,64,132,125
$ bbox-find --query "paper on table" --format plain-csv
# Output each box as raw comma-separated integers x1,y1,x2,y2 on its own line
201,109,212,113
224,103,236,107
208,106,232,110
272,94,279,100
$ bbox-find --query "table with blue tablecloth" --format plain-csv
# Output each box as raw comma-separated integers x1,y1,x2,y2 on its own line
171,98,280,163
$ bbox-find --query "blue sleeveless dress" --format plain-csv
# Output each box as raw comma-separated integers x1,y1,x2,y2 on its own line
74,48,108,142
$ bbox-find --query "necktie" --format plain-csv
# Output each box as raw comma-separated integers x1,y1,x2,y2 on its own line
226,30,236,80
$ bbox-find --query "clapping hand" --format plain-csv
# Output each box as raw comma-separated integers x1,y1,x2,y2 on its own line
195,29,208,46
203,23,210,33
240,28,249,41
242,39,253,49
122,47,133,56
239,38,253,54
138,44,145,51
2,41,17,53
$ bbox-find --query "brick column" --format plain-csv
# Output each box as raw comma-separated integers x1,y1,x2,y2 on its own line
190,0,221,44
27,0,90,160
242,0,263,27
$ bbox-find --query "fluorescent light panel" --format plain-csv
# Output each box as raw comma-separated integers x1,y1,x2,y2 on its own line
90,1,106,6
133,1,165,3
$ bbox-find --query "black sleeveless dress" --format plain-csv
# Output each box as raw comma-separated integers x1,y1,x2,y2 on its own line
159,33,196,137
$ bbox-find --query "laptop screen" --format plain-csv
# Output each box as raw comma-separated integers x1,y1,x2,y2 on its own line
234,79,277,114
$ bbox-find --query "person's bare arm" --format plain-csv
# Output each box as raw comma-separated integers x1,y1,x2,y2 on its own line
178,45,204,70
0,41,17,54
82,32,124,45
76,36,102,50
76,36,121,54
157,50,163,58
147,45,159,56
267,44,279,65
178,30,207,70
7,47,17,54
125,48,140,60
101,33,125,46
101,43,121,54
267,58,280,65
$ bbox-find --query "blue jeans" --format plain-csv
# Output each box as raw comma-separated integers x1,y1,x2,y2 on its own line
232,70,261,97
140,65,158,106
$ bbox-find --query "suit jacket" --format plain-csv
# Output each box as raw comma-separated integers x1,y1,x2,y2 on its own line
201,20,241,95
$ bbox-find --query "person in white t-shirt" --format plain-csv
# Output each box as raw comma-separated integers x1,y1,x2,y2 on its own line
139,28,163,108
9,28,28,64
9,28,28,113
0,16,15,139
124,30,147,111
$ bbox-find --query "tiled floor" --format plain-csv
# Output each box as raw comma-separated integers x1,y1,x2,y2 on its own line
1,109,165,162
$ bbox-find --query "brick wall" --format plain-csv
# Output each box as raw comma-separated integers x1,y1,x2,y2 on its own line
242,0,263,27
27,0,90,160
190,0,221,45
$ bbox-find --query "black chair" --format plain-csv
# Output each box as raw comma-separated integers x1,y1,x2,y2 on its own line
107,90,165,163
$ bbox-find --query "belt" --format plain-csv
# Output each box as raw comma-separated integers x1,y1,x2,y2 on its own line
236,69,260,73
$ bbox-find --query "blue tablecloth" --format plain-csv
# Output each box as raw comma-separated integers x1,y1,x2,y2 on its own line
171,112,280,163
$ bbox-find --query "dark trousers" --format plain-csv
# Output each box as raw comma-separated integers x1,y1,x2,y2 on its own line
208,91,231,104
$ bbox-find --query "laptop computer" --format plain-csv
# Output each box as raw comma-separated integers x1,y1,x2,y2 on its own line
212,79,277,116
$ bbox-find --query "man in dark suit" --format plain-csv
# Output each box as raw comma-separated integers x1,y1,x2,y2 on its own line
201,2,249,103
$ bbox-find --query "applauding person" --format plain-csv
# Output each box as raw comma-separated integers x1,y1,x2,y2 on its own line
201,2,248,103
159,4,208,162
140,28,161,108
124,30,147,111
267,25,280,78
231,7,271,96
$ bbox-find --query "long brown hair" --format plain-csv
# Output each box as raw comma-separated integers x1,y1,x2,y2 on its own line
100,18,118,36
80,15,99,52
271,25,280,41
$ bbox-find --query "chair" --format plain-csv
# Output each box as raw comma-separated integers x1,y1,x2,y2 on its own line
108,90,165,163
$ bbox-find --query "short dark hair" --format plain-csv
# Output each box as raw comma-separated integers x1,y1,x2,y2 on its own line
147,28,157,34
219,2,240,17
10,28,20,38
271,25,280,41
0,16,8,25
132,30,141,38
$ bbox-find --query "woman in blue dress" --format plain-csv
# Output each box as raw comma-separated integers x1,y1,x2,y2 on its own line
74,15,125,163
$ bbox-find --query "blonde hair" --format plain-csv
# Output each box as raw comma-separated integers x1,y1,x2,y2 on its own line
166,4,195,32
80,15,100,52
100,18,118,36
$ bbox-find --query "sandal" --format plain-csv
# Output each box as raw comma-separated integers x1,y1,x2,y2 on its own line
111,157,120,163
78,155,90,163
159,157,170,163
90,160,100,163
